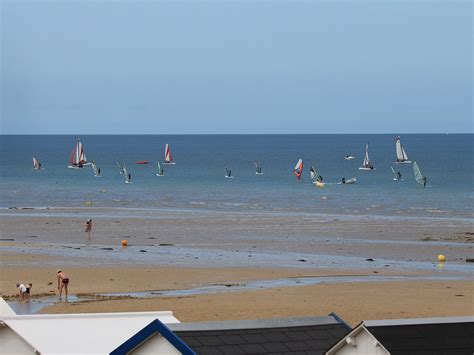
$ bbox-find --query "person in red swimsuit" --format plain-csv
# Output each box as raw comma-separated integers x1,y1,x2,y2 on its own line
57,270,70,301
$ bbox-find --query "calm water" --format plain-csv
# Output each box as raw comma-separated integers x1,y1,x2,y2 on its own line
0,134,472,218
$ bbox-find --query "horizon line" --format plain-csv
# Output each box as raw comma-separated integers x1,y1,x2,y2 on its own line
0,132,471,136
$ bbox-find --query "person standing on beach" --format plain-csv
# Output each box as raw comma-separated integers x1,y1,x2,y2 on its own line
57,270,70,301
85,219,92,239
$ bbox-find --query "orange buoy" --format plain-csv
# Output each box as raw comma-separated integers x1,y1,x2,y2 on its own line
121,239,128,247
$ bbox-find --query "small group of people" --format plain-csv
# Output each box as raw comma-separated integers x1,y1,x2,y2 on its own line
16,269,70,302
16,282,32,301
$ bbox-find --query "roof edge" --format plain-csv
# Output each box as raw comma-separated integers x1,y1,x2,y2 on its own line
2,310,177,321
364,316,474,327
169,316,340,332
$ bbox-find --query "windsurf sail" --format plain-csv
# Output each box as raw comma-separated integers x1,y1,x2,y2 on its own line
68,138,88,168
390,166,397,179
91,160,100,176
359,143,374,170
123,164,131,183
413,161,424,185
164,144,174,164
156,161,164,176
395,136,411,163
293,159,303,179
309,166,317,181
117,162,125,174
254,161,263,175
32,157,42,170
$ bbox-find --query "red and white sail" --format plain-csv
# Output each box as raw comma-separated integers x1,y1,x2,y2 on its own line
69,138,88,168
293,159,303,179
32,157,42,170
164,144,175,164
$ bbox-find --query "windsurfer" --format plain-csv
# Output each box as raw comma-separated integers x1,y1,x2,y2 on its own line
396,171,402,180
341,177,346,184
422,176,427,187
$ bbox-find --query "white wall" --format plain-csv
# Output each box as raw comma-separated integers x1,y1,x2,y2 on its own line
333,329,389,355
130,333,181,355
0,326,36,355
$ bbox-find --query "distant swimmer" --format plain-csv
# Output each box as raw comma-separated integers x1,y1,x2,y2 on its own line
57,269,70,301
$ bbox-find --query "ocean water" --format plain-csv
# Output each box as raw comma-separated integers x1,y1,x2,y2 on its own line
0,134,472,218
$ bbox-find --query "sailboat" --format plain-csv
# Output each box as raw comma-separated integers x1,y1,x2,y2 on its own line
309,166,324,187
395,136,411,163
413,161,427,187
293,159,303,180
91,160,101,177
164,144,175,165
224,166,234,179
68,138,90,169
32,157,42,170
344,155,355,160
156,161,165,176
254,161,263,175
123,164,132,183
359,143,375,170
390,166,403,181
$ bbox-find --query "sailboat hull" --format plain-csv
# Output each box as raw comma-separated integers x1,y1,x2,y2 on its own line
163,162,176,165
156,174,165,177
255,172,264,175
395,160,412,164
68,165,83,169
358,167,376,171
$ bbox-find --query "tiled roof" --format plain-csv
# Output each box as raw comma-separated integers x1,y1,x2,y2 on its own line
366,317,474,355
171,316,350,354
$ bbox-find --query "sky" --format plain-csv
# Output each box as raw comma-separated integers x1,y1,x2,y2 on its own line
1,0,472,134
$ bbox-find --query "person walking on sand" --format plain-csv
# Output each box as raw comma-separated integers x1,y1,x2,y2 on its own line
57,270,70,301
85,219,92,239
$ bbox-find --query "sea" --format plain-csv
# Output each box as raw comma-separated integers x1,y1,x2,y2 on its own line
0,134,472,219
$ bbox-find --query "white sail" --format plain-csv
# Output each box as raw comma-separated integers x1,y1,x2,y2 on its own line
395,136,410,163
156,161,164,176
413,161,423,185
32,157,42,170
309,166,317,181
123,165,131,183
254,161,263,175
359,143,374,170
91,160,100,176
390,166,397,179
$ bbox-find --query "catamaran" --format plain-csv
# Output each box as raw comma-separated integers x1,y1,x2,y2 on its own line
395,136,411,163
68,138,90,169
293,159,303,180
359,143,375,170
123,164,132,183
309,165,324,187
225,167,234,178
413,161,427,187
391,166,403,181
32,157,42,170
254,161,263,175
164,144,175,165
156,161,165,176
91,160,101,177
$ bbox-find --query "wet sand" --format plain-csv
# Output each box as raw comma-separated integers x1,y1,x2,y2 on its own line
1,207,473,324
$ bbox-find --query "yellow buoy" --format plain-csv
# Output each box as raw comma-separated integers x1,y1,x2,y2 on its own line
438,254,446,262
121,239,128,247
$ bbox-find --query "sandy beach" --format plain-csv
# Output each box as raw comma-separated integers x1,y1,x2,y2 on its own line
1,206,473,326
